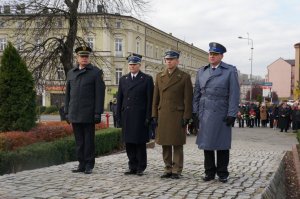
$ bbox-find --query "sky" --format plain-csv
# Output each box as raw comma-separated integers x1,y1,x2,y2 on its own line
141,0,300,78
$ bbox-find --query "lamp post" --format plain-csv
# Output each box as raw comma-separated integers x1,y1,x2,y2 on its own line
238,33,254,101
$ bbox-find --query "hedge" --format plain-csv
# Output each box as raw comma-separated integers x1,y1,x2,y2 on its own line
0,122,106,151
0,128,122,175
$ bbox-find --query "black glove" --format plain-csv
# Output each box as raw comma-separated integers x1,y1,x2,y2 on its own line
181,119,189,127
65,114,70,124
152,117,158,127
224,116,235,126
144,118,151,127
192,113,198,119
94,114,101,124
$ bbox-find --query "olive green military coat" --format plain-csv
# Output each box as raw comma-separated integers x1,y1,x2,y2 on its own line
152,68,193,145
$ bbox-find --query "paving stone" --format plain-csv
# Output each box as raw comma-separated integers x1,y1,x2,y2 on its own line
0,128,297,198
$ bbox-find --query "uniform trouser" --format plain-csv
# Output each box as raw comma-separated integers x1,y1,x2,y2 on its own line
162,145,183,174
269,118,274,128
204,150,229,178
72,123,95,169
126,143,147,172
238,119,244,128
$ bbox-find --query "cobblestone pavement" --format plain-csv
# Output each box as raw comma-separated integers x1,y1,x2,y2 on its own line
0,127,297,199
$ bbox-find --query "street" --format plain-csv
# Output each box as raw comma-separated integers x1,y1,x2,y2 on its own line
0,126,297,198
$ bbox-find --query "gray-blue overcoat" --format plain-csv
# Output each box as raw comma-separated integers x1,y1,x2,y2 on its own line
192,62,240,150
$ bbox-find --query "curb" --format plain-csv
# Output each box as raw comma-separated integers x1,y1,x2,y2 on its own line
260,155,286,199
292,144,300,188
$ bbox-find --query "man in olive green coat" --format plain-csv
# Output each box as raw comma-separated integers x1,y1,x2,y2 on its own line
152,50,193,179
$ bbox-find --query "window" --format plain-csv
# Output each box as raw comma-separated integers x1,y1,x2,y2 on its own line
0,38,7,51
87,20,93,28
0,21,4,28
155,47,158,59
16,21,24,28
136,41,140,54
35,21,42,28
115,38,123,57
16,37,24,51
35,38,43,52
116,21,121,28
56,19,63,28
115,68,122,85
57,67,64,80
86,37,94,50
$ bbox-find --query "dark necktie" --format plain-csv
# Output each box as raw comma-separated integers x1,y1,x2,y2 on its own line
212,67,216,70
132,76,135,80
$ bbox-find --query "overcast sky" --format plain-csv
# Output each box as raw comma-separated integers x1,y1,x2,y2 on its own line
142,0,300,77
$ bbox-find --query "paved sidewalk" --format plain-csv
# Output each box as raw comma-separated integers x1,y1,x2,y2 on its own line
0,127,297,199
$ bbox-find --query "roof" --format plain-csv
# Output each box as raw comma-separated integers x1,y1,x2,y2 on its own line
284,59,295,66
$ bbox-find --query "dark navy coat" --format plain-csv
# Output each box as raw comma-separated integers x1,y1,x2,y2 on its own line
116,72,154,144
65,64,105,123
193,62,240,150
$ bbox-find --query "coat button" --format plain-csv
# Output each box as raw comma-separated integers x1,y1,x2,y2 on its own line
128,97,130,100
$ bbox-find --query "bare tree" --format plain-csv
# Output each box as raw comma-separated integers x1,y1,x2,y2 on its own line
0,0,148,80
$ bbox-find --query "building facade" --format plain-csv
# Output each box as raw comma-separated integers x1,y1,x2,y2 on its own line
267,58,294,99
0,10,208,110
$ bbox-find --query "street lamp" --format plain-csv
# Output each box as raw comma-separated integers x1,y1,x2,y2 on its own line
238,33,254,101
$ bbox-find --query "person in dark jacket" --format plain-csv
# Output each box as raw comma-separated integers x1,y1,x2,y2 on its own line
65,46,105,174
117,54,154,176
192,42,239,183
111,98,117,128
278,102,290,132
268,104,274,128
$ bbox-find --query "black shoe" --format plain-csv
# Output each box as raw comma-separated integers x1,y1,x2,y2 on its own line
136,171,144,176
219,177,228,183
72,167,85,173
202,175,215,182
84,168,93,174
171,173,180,179
160,173,172,178
124,170,137,175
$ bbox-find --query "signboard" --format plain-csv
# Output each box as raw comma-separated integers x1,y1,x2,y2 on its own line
261,82,272,86
262,88,271,97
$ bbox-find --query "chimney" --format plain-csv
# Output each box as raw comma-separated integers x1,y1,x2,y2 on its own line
97,5,104,13
4,5,10,14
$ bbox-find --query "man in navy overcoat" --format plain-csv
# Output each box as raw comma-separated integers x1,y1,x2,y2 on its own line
117,54,154,176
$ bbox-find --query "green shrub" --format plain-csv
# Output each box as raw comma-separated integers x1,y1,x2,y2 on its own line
43,106,59,114
0,128,122,175
36,106,46,114
0,42,36,132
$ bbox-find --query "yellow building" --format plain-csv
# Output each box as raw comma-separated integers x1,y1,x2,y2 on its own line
0,9,208,110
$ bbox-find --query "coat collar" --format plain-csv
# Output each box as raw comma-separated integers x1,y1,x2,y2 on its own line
125,71,146,90
203,61,228,70
201,62,226,87
160,67,183,91
73,63,93,71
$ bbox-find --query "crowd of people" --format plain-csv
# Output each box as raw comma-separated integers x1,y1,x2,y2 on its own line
236,101,300,133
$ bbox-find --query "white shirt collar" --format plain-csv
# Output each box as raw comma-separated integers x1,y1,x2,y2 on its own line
210,63,220,69
131,72,139,78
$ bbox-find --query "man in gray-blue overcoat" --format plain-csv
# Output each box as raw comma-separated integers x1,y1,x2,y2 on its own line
193,42,240,183
117,54,154,176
